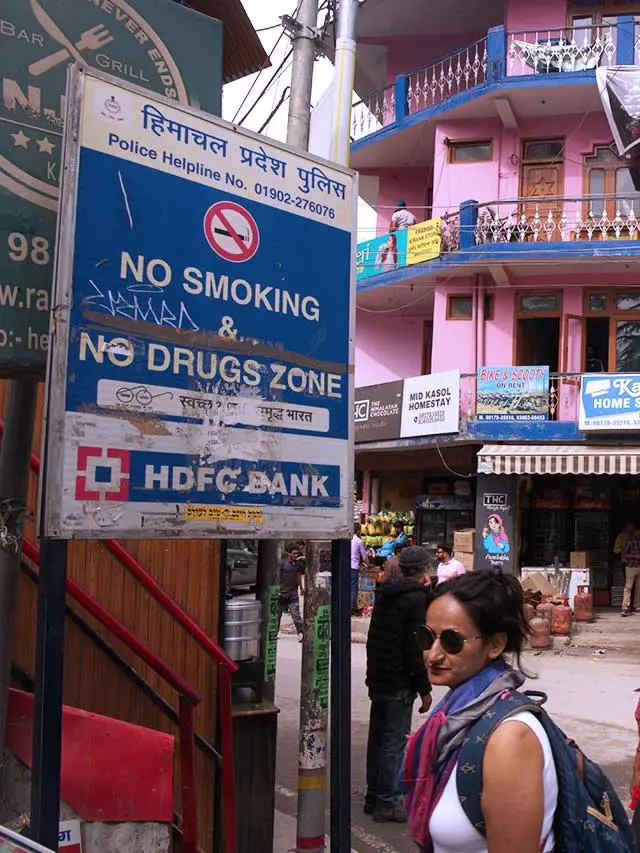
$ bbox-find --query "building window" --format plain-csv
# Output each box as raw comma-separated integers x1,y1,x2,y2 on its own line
449,140,492,164
523,140,564,161
588,293,607,312
584,145,640,218
519,294,559,313
446,294,494,320
616,293,640,311
447,295,473,319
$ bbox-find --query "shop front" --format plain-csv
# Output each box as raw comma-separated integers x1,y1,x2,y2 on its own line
477,444,640,605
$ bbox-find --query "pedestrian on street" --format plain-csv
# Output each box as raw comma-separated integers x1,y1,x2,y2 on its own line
352,523,368,616
365,545,433,823
405,570,558,853
435,544,466,585
615,522,640,614
278,542,304,642
621,524,640,617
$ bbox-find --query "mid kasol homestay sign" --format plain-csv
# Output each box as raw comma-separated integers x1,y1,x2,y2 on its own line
0,0,222,373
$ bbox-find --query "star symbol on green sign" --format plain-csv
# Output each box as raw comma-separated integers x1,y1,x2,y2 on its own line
36,137,55,156
11,130,31,149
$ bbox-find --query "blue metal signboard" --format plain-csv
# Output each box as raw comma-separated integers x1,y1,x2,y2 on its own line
43,68,356,539
580,373,640,431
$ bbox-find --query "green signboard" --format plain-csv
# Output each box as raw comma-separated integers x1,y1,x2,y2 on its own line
0,0,222,374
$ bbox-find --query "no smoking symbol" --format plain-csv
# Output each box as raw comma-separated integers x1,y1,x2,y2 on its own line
203,201,260,263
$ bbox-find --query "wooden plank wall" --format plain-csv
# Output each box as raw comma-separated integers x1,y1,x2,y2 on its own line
5,381,222,850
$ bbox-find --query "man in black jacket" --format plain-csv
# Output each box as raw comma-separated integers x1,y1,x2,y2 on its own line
365,545,432,822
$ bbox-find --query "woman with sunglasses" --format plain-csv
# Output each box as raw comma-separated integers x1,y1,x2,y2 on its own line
404,569,558,853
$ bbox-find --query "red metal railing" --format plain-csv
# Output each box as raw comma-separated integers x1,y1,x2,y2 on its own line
8,429,239,853
22,537,202,851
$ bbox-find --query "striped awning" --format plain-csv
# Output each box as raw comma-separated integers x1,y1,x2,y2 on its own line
477,445,640,476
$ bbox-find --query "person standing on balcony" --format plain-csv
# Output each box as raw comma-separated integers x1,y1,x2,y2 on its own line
389,200,417,266
390,199,417,231
585,345,605,372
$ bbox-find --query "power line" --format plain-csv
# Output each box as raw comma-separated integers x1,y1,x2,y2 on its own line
237,48,294,127
259,86,291,134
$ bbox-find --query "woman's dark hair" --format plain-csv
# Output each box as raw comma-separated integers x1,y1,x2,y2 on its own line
432,569,531,670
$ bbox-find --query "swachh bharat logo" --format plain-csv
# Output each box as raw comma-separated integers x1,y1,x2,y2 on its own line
0,0,189,211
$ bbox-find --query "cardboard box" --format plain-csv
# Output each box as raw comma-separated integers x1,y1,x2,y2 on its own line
570,551,591,569
455,551,474,572
453,529,475,553
520,572,555,597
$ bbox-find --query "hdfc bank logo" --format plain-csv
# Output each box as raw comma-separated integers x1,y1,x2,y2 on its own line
76,447,130,502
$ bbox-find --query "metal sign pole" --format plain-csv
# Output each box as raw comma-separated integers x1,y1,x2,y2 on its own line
330,538,351,851
30,538,68,851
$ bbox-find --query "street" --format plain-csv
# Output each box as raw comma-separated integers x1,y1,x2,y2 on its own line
273,630,640,853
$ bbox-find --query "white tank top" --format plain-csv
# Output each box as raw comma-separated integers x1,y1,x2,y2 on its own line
429,711,558,853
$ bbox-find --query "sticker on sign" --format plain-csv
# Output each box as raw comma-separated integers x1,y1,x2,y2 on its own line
59,821,82,853
203,200,259,262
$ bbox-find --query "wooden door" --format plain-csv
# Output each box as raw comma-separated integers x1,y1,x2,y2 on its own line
521,163,564,227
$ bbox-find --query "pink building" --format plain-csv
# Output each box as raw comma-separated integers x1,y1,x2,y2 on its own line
352,0,640,602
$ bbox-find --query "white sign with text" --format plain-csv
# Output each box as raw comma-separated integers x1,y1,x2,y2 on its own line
400,370,460,438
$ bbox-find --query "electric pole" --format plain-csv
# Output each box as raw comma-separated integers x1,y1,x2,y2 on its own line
284,3,330,851
284,3,359,850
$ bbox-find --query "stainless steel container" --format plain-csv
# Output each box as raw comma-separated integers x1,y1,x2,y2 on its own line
224,598,262,661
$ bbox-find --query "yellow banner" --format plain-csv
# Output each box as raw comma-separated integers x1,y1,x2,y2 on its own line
184,505,264,523
406,217,442,266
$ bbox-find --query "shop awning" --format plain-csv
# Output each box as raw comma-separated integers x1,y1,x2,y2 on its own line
477,445,640,476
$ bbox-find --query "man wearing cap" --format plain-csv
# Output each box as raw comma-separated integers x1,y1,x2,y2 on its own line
365,545,432,823
389,200,417,232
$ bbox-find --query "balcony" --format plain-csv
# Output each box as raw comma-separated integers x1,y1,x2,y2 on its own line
355,195,640,289
351,18,635,146
354,372,584,449
473,196,640,247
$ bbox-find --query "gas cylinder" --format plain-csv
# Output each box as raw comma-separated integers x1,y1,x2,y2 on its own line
529,616,551,649
536,601,553,623
524,602,536,623
573,585,593,623
551,600,572,636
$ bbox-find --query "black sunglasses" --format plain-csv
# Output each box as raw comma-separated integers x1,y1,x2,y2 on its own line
415,624,482,655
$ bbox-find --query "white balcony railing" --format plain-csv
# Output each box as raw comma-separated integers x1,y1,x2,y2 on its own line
407,38,487,115
351,85,395,141
507,25,616,75
473,197,640,246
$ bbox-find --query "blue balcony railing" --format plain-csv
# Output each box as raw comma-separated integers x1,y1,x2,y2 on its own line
351,17,636,145
355,195,640,283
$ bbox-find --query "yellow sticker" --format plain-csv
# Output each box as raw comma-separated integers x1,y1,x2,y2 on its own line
184,505,264,523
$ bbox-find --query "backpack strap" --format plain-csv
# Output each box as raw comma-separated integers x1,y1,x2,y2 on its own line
456,690,543,837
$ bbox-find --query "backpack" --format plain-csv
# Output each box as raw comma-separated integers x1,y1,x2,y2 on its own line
456,689,635,853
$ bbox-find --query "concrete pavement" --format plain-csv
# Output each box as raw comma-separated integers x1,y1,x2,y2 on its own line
274,614,640,853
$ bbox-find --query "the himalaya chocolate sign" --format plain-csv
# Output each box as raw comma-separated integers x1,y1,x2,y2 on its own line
354,381,403,441
355,370,460,442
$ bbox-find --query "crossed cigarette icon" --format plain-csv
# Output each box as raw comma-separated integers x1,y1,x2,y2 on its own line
28,0,115,77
